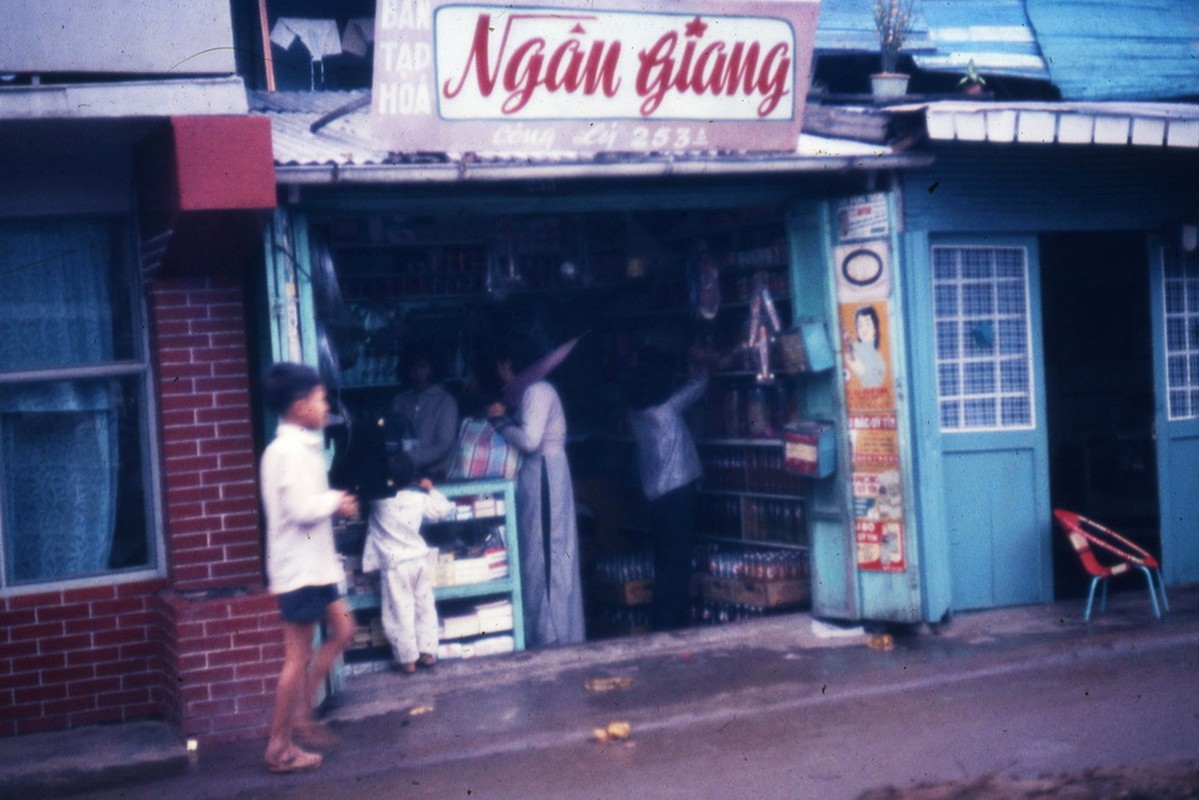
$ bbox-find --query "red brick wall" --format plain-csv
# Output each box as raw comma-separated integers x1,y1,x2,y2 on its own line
151,273,263,593
149,271,286,743
162,590,283,743
1,270,285,742
0,581,171,737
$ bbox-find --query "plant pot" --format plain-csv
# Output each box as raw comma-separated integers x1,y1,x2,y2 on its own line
870,73,910,100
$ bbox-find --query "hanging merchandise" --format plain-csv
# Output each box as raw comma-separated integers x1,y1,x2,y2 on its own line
742,272,785,382
695,246,722,320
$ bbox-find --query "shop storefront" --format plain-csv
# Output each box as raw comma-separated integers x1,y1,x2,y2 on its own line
252,0,947,680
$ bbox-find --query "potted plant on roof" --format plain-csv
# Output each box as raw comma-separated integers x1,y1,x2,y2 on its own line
871,0,915,100
957,59,987,96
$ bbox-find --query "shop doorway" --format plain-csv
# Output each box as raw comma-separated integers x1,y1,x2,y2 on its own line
1041,232,1160,599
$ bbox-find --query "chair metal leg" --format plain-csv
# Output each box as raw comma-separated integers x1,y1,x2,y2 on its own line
1084,576,1104,622
1136,566,1162,619
1100,580,1109,614
1151,568,1170,614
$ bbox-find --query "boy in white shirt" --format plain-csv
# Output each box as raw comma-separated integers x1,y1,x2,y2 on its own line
260,363,359,774
364,452,455,673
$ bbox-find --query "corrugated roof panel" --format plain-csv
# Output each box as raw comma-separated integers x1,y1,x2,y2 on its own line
914,0,1048,79
1026,0,1199,100
250,91,912,178
256,92,391,167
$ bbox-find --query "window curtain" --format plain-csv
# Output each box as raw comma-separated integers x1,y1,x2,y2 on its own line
0,220,118,582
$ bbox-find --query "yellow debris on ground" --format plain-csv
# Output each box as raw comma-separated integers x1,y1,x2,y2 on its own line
584,676,633,692
592,721,632,742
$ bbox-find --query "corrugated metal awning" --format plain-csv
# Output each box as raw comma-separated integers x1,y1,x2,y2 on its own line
253,91,933,184
912,101,1199,148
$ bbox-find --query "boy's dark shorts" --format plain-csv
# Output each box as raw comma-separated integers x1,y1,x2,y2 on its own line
276,584,340,623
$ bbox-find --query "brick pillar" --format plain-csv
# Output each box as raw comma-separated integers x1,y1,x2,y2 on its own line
151,273,262,593
149,271,285,743
161,590,283,742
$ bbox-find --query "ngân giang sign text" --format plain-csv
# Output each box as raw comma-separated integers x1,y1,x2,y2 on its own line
372,0,821,154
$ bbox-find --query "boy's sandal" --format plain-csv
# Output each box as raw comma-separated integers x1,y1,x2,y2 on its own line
390,661,417,674
266,748,323,774
417,654,436,668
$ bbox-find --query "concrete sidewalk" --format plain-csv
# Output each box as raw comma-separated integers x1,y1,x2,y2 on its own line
4,583,1198,798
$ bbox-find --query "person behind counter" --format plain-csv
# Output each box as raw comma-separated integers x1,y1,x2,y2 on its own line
480,344,585,647
626,344,712,631
389,343,459,480
363,451,455,674
259,362,359,774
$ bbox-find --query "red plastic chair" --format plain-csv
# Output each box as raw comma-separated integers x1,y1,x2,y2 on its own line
1053,510,1169,621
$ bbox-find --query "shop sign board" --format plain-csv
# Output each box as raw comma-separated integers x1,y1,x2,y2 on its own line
372,0,821,154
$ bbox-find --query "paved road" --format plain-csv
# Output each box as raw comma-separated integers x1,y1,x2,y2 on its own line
76,623,1199,800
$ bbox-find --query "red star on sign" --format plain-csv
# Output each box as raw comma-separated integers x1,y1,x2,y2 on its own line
684,16,707,37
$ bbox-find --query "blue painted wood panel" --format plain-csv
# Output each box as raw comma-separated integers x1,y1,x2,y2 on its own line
944,446,1052,609
905,233,1051,613
789,202,861,621
901,147,1199,235
1149,238,1199,587
1163,437,1199,583
898,231,953,622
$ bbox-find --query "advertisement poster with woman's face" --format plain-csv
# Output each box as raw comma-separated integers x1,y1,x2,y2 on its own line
831,208,906,573
840,301,894,412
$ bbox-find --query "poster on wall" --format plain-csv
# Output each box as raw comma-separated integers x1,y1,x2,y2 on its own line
848,413,898,467
834,240,891,302
371,0,821,155
836,192,889,243
848,414,905,572
838,299,894,412
832,194,908,574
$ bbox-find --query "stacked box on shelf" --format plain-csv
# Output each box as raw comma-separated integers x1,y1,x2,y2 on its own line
438,635,516,661
699,574,810,610
438,599,515,641
475,599,515,634
593,579,653,606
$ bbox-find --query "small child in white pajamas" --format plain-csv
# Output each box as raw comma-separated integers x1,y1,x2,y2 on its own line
363,452,454,673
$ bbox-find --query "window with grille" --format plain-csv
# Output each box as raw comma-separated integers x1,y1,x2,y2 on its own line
1162,245,1199,421
932,245,1035,432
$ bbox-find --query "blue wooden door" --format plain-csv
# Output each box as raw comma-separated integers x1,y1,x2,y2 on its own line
1150,237,1199,586
930,237,1053,610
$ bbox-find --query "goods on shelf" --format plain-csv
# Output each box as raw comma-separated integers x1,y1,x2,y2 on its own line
591,551,654,607
692,543,810,611
334,479,525,676
700,445,806,495
439,600,514,640
437,634,516,661
698,494,805,544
